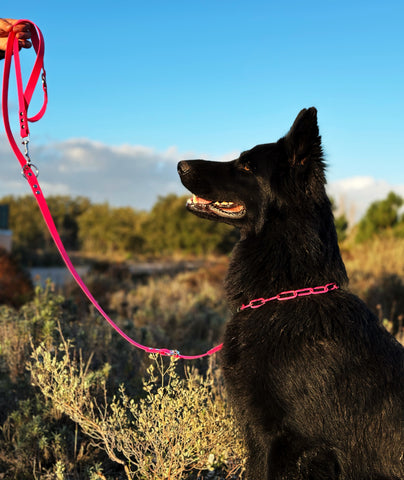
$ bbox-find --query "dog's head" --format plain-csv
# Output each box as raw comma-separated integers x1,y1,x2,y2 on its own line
178,107,327,234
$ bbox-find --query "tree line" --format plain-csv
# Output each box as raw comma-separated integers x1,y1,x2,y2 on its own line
0,194,238,263
1,191,403,264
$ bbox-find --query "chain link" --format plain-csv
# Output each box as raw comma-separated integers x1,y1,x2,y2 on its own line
239,283,339,311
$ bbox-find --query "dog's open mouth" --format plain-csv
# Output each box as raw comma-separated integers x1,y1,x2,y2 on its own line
186,194,246,218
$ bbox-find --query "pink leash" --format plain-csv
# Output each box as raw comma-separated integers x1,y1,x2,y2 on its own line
2,20,222,360
2,21,339,359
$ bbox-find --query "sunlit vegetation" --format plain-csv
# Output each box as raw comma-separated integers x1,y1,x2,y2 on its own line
0,191,403,478
0,194,238,263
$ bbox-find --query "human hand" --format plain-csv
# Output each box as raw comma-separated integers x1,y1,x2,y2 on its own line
0,19,32,51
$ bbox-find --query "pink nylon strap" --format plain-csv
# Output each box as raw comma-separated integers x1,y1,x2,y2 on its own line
2,19,47,140
2,20,221,360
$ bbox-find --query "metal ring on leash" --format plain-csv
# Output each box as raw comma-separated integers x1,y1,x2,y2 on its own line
21,163,39,179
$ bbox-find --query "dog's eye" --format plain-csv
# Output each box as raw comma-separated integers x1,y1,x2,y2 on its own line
241,164,251,172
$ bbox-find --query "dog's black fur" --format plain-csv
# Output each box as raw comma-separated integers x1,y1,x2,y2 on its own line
178,108,404,480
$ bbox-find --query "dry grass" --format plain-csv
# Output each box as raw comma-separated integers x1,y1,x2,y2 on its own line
29,330,246,480
342,236,404,294
3,236,404,478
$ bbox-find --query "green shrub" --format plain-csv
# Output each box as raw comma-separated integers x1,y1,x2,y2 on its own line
356,192,403,243
0,285,98,478
30,336,246,480
0,276,244,479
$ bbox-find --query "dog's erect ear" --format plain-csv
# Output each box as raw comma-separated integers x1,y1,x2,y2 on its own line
284,107,321,166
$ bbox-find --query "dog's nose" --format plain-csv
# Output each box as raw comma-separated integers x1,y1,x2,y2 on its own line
177,161,191,175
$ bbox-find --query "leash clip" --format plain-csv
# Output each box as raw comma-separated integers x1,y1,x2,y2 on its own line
21,136,39,179
41,72,47,90
22,136,31,162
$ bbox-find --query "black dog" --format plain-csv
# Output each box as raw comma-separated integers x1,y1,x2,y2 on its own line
178,108,404,480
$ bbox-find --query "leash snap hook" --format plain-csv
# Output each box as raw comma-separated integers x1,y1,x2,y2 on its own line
41,72,47,90
22,136,31,162
21,136,39,179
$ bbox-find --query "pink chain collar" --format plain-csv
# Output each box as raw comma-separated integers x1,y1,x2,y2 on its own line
239,283,339,311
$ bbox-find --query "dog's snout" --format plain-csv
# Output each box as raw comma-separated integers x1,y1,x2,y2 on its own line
177,160,191,176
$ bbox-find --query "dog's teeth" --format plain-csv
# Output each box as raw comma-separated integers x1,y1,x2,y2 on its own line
213,201,234,207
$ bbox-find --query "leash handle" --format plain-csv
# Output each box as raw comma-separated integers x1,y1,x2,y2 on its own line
2,19,47,141
2,20,223,360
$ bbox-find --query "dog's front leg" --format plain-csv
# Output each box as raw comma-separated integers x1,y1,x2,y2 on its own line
266,433,341,480
242,423,270,480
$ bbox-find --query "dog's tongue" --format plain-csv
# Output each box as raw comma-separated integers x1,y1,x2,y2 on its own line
223,204,244,213
193,195,211,205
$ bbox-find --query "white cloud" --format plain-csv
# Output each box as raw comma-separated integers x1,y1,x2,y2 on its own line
39,182,72,197
332,176,376,191
1,135,403,223
327,177,404,223
0,136,192,209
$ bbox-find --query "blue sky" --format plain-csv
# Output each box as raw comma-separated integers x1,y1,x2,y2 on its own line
1,0,403,218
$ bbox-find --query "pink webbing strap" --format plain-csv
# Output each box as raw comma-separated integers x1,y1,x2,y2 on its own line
2,20,222,360
2,20,47,141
